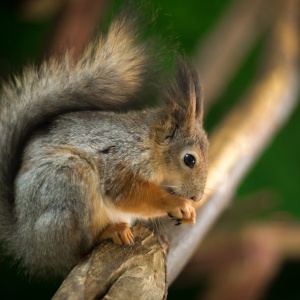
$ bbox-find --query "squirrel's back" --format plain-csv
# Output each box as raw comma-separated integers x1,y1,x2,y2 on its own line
0,6,160,244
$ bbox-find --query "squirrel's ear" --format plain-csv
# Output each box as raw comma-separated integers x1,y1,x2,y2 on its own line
152,57,203,143
163,57,203,128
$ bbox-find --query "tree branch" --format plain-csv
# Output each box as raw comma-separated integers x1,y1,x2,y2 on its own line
195,0,283,108
53,225,167,299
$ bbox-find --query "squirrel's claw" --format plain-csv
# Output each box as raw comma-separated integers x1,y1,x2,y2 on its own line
167,212,174,219
167,199,196,225
174,221,182,226
168,212,183,225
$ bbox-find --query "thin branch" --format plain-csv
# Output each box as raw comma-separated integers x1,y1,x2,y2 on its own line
195,0,283,108
161,220,300,298
196,222,300,300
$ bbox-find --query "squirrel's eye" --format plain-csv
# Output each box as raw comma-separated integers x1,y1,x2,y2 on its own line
184,154,196,168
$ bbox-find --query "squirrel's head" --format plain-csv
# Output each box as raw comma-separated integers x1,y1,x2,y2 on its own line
152,57,208,202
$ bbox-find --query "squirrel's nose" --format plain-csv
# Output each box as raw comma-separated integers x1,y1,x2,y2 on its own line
190,191,203,202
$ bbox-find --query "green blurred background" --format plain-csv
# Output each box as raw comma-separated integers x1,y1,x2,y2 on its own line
0,0,299,299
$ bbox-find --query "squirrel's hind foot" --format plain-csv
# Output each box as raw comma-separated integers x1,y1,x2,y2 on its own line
99,222,134,246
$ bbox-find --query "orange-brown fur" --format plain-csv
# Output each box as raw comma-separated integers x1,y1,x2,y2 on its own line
115,175,195,220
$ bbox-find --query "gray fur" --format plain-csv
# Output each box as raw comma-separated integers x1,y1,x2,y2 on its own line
0,7,208,277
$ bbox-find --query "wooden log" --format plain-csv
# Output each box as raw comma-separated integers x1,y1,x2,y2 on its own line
53,224,167,300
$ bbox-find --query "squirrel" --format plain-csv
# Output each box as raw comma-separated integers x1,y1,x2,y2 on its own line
0,6,208,277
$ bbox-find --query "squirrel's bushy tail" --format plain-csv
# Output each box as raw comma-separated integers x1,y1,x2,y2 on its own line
0,7,159,241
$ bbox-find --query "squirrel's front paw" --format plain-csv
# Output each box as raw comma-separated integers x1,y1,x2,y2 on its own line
99,222,134,245
168,200,196,225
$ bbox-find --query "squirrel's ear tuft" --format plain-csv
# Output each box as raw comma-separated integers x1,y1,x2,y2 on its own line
163,56,203,128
